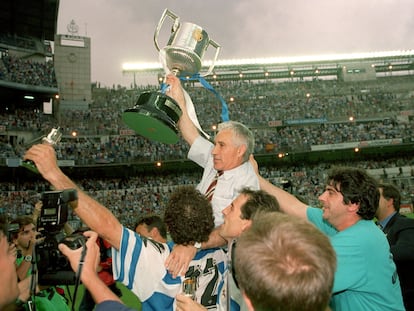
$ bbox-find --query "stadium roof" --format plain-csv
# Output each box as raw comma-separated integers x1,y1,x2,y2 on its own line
0,0,59,41
123,50,414,82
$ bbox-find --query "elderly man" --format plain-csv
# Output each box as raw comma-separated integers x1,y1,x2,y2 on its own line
164,74,259,277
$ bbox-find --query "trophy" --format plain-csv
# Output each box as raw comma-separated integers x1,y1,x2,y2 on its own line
182,277,197,300
122,9,221,144
21,127,62,174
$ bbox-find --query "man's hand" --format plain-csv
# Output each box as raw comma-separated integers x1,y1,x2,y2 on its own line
165,244,197,278
58,231,99,280
23,144,61,181
176,293,207,311
165,74,186,111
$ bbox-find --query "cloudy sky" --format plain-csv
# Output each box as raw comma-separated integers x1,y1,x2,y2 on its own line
57,0,414,87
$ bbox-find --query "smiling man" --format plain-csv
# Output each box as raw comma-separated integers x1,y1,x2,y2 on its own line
165,74,258,227
255,164,405,311
164,74,259,276
175,188,281,311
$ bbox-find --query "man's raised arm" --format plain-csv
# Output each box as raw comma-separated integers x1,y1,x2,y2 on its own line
24,144,122,249
165,74,200,146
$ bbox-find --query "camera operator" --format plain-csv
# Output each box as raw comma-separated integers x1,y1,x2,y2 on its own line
10,215,39,281
59,230,135,311
10,211,71,311
0,215,37,310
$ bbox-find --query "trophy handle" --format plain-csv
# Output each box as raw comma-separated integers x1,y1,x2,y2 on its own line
203,39,221,77
154,8,180,52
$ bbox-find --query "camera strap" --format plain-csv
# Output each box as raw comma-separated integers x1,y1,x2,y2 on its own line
71,244,87,311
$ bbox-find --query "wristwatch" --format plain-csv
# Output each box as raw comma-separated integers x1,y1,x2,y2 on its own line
193,242,202,251
24,255,32,262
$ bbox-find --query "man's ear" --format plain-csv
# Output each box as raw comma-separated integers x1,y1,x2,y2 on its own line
238,144,247,157
347,202,360,214
240,219,252,233
149,227,160,239
241,291,255,311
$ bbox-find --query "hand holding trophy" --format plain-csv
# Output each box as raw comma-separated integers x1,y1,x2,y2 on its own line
21,127,62,173
122,9,221,144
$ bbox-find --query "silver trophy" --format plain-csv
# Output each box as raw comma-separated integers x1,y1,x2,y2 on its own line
122,9,221,144
21,127,62,174
182,277,197,300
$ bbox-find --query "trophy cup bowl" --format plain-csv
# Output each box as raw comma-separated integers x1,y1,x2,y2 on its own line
122,9,220,144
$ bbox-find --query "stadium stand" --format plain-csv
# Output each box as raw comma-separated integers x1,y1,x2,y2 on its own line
0,0,412,227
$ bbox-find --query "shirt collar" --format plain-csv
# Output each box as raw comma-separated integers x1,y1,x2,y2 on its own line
378,211,397,229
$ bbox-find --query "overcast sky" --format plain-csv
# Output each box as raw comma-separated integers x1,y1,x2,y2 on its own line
57,0,414,87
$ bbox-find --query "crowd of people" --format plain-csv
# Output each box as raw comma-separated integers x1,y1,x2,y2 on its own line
1,58,414,310
0,156,413,229
0,63,413,164
0,54,57,88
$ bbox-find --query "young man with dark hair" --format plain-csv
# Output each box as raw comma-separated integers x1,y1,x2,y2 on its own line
176,187,281,311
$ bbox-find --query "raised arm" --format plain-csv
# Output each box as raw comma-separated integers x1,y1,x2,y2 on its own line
24,144,122,249
250,155,308,219
165,74,200,146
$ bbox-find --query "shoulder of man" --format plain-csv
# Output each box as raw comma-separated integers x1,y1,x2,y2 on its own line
392,213,414,229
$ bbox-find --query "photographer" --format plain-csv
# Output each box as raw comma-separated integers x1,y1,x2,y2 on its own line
59,230,135,311
10,212,70,311
0,215,36,310
10,215,39,281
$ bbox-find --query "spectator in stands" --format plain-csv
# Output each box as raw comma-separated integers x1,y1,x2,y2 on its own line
176,187,281,310
234,212,336,311
164,74,259,277
376,183,414,310
253,159,405,311
24,142,226,311
134,215,167,243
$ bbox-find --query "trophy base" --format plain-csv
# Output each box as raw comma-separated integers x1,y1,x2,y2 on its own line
21,160,39,174
122,92,182,144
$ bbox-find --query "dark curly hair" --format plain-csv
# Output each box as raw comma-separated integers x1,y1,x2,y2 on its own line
327,167,379,220
164,186,214,245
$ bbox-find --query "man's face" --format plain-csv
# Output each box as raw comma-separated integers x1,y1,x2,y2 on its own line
220,194,251,241
0,234,19,308
376,188,390,219
14,223,36,250
318,183,350,229
212,129,245,171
